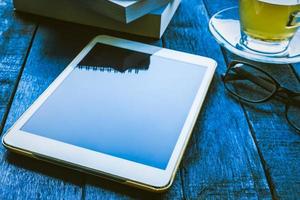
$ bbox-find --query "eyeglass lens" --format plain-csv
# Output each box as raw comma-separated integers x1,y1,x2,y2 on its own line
223,63,277,103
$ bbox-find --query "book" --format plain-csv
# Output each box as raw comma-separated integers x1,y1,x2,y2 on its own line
81,0,171,23
13,0,181,38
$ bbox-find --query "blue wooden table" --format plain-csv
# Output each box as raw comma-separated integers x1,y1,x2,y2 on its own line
0,0,299,199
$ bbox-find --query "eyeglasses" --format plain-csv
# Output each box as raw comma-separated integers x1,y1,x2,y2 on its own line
222,60,300,132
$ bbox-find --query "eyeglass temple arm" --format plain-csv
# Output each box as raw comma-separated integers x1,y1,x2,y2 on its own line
230,67,276,93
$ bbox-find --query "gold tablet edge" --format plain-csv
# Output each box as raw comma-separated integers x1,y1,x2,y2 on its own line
1,133,177,193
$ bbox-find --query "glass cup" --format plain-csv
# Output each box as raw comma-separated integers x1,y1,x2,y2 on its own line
239,0,300,55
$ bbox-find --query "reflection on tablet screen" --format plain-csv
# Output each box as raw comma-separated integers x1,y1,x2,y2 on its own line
21,43,207,169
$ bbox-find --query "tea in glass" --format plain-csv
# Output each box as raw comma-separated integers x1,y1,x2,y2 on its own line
239,0,300,54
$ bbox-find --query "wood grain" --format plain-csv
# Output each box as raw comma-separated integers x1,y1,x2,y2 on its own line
0,0,36,133
162,0,271,199
236,63,300,200
204,0,300,199
0,20,93,199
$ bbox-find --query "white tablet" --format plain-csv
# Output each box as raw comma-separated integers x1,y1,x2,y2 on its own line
3,35,216,192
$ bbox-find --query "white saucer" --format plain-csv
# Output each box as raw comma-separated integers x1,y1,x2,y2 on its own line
209,7,300,64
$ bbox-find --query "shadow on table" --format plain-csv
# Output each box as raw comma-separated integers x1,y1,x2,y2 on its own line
5,151,169,199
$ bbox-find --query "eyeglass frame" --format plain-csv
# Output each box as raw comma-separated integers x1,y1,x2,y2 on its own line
221,60,300,132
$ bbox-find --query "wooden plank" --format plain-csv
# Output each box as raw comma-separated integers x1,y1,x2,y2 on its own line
0,0,55,198
0,0,36,133
0,2,80,198
0,0,84,198
230,58,300,199
0,19,94,199
162,0,271,199
204,1,300,199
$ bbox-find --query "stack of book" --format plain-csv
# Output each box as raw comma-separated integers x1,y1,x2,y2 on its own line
13,0,181,38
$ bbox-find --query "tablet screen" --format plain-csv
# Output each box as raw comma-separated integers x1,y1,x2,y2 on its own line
21,43,207,170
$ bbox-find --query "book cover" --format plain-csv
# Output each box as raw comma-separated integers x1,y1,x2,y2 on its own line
13,0,181,38
80,0,171,23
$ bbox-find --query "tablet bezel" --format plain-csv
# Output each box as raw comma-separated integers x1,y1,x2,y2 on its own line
3,35,217,190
